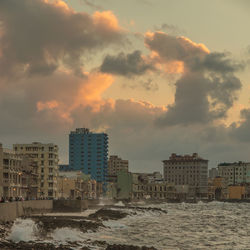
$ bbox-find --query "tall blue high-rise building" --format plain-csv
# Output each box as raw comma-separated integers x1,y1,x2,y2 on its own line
69,128,108,189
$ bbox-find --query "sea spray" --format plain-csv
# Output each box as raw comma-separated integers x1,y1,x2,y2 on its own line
8,218,39,242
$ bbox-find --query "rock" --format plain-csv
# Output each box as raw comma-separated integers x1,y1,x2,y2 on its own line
88,208,129,221
106,244,157,250
31,215,105,235
0,240,74,249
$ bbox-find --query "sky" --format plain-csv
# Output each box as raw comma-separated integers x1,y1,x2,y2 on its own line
0,0,250,173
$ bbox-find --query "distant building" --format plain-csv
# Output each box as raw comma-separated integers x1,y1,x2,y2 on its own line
69,128,108,191
116,171,188,201
14,142,59,198
146,172,163,183
163,153,208,197
218,162,250,185
0,143,39,199
108,155,128,182
58,171,97,199
209,168,219,179
59,164,71,171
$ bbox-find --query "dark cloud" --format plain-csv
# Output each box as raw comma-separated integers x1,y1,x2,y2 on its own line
156,73,211,126
145,31,208,67
230,109,250,142
192,52,245,73
0,0,125,79
100,50,154,76
144,32,243,126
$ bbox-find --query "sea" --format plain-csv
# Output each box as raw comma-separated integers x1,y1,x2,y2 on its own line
7,201,250,249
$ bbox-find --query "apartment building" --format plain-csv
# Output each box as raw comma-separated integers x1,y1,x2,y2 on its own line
69,128,108,191
163,153,208,196
0,143,38,199
108,155,128,182
218,162,250,185
13,142,59,198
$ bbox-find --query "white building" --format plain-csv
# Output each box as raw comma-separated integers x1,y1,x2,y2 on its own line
163,153,208,196
218,162,250,185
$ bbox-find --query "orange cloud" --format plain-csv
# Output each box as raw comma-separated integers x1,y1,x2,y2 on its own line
93,11,121,32
37,100,59,111
72,72,114,112
144,31,209,73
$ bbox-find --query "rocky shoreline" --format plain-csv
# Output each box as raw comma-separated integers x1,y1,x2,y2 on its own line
0,240,158,250
0,205,162,249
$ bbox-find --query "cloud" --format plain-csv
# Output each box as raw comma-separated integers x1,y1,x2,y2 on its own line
191,52,245,73
230,108,250,142
145,31,209,69
141,78,158,91
154,23,185,36
100,50,155,76
143,31,243,126
0,0,125,79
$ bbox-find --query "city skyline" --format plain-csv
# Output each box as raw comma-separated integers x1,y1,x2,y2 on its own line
1,0,250,172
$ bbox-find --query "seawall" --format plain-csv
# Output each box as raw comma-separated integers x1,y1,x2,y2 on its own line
0,199,117,222
0,200,53,222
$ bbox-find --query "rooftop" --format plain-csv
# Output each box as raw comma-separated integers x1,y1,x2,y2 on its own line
163,153,208,163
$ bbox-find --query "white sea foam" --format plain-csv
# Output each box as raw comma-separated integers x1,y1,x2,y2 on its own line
114,201,125,207
52,227,84,243
8,218,39,242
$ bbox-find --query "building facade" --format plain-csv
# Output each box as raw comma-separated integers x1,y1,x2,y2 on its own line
69,128,108,190
108,155,128,183
218,162,250,185
0,143,39,199
163,153,208,196
13,142,59,198
58,171,97,199
209,168,219,179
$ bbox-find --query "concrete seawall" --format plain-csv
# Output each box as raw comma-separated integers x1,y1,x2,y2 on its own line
0,199,117,222
0,200,53,222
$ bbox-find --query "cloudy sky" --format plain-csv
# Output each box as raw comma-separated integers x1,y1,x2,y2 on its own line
1,0,250,172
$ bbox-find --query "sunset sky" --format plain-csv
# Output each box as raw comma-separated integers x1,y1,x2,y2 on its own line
1,0,250,172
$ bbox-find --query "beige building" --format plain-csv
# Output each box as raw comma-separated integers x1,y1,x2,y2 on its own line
163,153,208,197
218,162,250,185
14,142,59,198
58,171,97,199
108,155,129,183
0,143,39,199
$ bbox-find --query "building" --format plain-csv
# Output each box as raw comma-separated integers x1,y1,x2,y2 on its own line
59,164,70,171
209,168,219,179
13,142,59,198
163,153,208,197
146,172,163,183
116,171,188,201
218,162,250,185
108,155,129,183
0,143,39,199
208,176,228,200
58,171,97,199
69,128,108,191
228,185,246,200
